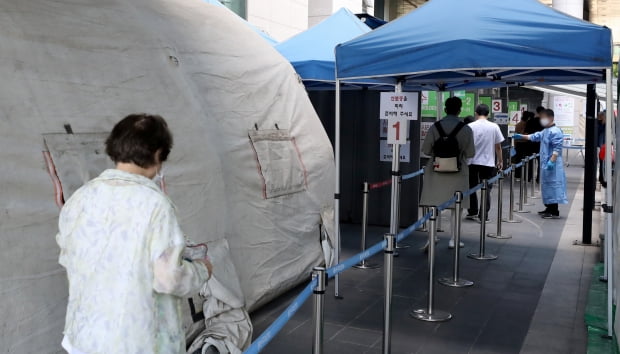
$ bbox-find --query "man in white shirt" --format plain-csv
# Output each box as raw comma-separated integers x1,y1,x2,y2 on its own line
466,104,505,222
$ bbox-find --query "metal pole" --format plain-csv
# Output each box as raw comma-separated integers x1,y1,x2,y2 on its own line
389,82,403,240
515,159,530,213
523,157,533,206
488,173,511,239
436,209,444,232
382,233,395,354
504,166,522,223
603,68,614,339
334,80,342,298
312,267,326,354
419,206,429,232
411,207,452,322
582,83,598,245
395,175,411,249
439,192,473,287
355,182,379,269
469,180,498,260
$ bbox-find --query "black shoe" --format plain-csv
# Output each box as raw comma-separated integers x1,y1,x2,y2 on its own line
537,209,548,215
541,212,560,219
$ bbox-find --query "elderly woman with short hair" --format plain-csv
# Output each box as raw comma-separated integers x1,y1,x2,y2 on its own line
57,113,212,354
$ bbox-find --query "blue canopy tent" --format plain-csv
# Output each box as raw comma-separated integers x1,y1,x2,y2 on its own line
330,0,614,308
203,0,277,45
335,0,611,88
275,8,385,89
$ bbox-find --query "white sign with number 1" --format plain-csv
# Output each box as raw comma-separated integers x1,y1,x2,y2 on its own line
387,118,407,145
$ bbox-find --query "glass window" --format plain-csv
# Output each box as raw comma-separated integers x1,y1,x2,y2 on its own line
220,0,246,19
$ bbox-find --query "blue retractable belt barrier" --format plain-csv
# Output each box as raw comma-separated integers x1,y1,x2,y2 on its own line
397,212,431,243
503,166,513,175
514,161,524,169
464,183,484,197
402,168,424,181
327,240,386,278
244,278,318,354
488,174,501,185
437,195,458,211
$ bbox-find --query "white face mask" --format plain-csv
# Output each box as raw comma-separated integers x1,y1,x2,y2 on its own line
540,118,551,127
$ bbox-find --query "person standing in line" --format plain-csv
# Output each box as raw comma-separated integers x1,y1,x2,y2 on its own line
513,111,531,178
514,109,568,218
420,97,475,250
57,114,213,354
525,106,545,183
465,104,505,222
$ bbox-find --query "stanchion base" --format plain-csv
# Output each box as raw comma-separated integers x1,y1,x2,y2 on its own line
437,277,474,288
410,308,452,322
487,233,512,239
502,218,522,223
513,209,531,214
395,242,411,249
530,196,540,199
468,253,498,261
522,202,535,206
599,276,608,283
353,262,381,270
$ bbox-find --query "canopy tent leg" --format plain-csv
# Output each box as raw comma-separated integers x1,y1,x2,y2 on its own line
334,80,342,298
604,68,614,339
389,82,404,239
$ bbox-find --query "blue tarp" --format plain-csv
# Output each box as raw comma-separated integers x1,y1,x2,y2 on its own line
203,0,277,45
276,8,371,85
336,0,613,89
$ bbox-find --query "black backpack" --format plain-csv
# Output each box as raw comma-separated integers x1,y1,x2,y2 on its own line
432,121,466,172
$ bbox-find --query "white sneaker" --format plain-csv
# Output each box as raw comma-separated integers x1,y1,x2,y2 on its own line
448,239,465,249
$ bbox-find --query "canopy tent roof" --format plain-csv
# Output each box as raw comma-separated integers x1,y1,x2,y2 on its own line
203,0,277,45
275,8,372,88
335,0,613,90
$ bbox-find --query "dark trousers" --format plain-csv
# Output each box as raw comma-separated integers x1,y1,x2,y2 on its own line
468,164,495,217
544,203,559,215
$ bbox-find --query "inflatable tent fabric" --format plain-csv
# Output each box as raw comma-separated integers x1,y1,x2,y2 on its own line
202,0,278,45
0,0,334,351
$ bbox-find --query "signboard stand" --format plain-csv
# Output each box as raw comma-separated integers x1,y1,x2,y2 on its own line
380,86,419,250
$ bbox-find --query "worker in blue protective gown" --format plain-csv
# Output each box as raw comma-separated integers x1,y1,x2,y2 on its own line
513,109,567,219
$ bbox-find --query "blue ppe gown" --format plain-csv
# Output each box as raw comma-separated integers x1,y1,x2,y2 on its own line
529,125,568,205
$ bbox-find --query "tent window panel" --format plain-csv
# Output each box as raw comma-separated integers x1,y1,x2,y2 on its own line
249,129,308,199
43,133,114,200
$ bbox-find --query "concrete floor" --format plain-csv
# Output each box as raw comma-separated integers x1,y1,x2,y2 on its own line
251,158,601,354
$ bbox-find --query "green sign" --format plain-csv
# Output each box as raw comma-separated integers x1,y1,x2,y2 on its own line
421,91,438,117
478,96,492,110
508,101,519,113
460,93,475,117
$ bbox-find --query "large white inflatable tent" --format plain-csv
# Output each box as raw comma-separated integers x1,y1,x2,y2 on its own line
0,0,335,351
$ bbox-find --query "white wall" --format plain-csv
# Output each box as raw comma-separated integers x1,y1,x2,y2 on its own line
308,0,373,28
247,0,309,41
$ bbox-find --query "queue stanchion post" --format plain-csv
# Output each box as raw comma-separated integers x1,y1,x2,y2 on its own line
395,175,411,249
382,233,395,354
503,165,522,223
312,267,326,354
419,207,429,232
515,159,530,213
522,157,534,206
468,180,498,261
488,173,511,239
436,209,444,232
438,192,473,288
411,207,452,322
530,154,539,199
354,182,380,269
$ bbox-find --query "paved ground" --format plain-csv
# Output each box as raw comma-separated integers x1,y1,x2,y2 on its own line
251,158,601,354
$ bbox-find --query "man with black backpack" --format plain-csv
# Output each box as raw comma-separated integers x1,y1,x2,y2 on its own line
420,97,475,250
